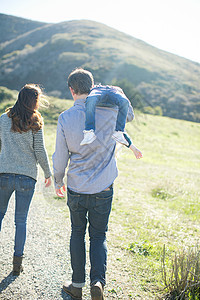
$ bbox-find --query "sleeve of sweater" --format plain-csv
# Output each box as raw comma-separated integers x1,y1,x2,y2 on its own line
33,128,52,178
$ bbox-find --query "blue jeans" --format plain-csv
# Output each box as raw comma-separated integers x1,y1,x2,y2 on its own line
85,85,129,132
0,174,36,257
67,186,113,287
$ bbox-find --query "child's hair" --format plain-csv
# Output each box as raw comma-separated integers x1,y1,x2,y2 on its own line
6,84,44,133
68,68,94,95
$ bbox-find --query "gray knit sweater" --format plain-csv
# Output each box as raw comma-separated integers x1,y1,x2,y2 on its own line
0,113,51,180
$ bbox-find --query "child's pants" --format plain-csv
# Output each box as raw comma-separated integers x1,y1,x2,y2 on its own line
85,85,129,132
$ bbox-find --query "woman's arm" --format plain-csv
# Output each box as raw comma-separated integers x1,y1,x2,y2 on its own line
33,128,52,179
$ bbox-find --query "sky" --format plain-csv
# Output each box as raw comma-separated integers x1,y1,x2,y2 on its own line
1,0,200,64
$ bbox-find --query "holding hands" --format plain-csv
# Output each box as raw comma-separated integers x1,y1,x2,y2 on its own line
56,185,66,198
44,177,66,198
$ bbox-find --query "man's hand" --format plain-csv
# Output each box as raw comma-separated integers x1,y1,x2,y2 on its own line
56,185,66,197
45,177,52,187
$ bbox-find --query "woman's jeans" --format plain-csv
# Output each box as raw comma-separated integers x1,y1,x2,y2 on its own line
67,186,113,287
85,85,129,132
0,173,36,257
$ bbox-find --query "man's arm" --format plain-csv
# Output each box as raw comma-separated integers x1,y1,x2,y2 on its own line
52,115,69,195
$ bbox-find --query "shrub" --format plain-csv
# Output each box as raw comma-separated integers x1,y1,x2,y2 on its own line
0,86,15,102
111,78,144,110
127,241,152,256
143,105,163,116
161,245,200,299
151,188,172,201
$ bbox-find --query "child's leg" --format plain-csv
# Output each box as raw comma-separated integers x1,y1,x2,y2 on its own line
80,95,98,145
115,98,129,132
85,96,98,131
111,93,130,146
84,86,109,131
81,86,111,145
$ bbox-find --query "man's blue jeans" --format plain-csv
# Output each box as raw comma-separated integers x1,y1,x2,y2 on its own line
0,173,36,257
85,85,129,131
67,186,113,287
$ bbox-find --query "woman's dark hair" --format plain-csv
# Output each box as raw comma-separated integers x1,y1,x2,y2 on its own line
6,84,44,133
68,68,94,94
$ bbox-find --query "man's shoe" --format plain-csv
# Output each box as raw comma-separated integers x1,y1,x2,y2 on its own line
90,281,104,300
80,130,96,145
63,282,82,300
112,131,129,146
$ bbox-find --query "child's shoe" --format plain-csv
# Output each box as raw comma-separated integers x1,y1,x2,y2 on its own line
112,131,129,146
80,130,96,145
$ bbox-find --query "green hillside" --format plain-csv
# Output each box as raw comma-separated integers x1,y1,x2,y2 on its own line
0,13,45,43
0,13,200,122
0,88,200,298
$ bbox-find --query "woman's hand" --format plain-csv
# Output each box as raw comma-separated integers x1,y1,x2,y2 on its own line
45,177,52,187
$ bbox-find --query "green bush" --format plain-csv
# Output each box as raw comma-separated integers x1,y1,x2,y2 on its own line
127,241,152,256
0,86,16,102
111,78,144,110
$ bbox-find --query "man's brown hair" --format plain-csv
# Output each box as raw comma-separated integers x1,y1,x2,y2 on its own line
67,68,94,95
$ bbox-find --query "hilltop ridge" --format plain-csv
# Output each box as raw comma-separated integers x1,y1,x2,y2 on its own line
0,13,200,122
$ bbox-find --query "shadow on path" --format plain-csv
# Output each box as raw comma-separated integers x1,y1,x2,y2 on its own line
61,288,72,299
0,272,17,294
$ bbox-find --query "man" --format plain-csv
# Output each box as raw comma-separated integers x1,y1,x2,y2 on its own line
52,68,134,300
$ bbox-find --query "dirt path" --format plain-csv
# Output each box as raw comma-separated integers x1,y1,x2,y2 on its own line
0,180,150,300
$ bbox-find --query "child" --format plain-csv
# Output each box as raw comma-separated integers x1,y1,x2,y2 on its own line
80,84,143,159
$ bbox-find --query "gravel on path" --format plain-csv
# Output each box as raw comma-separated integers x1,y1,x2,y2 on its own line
0,180,137,300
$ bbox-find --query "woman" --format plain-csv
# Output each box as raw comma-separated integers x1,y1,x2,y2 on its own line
0,84,52,275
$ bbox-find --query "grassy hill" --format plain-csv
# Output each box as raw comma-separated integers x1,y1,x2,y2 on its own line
0,88,200,298
0,13,45,43
0,13,200,123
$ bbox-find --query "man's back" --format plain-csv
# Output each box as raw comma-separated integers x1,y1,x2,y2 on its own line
53,98,118,194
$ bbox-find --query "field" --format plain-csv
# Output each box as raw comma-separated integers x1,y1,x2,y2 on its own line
1,94,200,299
42,97,200,298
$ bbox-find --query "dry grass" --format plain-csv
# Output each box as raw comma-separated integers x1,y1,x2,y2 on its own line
161,245,200,299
